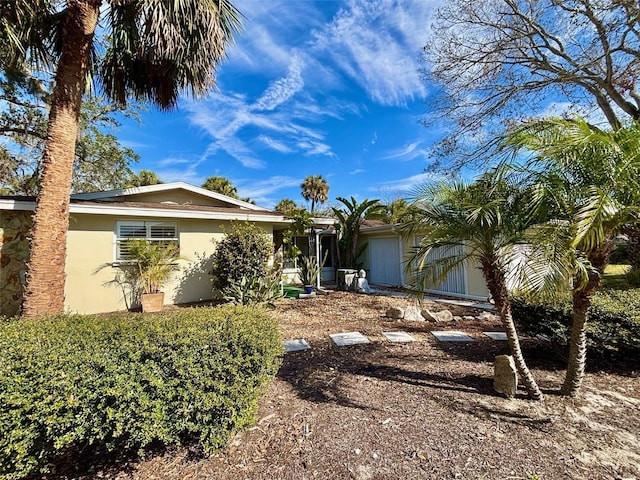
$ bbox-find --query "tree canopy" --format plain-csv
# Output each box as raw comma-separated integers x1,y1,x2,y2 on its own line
424,0,640,168
201,176,239,198
301,175,330,213
0,74,140,195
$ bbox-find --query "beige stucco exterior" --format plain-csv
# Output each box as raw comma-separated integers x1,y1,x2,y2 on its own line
359,227,490,300
64,214,275,314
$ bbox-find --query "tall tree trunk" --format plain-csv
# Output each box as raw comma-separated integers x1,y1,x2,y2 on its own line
560,245,610,396
483,262,543,400
560,285,593,396
22,1,101,317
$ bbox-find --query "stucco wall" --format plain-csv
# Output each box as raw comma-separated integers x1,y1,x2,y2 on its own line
64,215,275,314
0,211,31,317
119,190,230,207
359,229,490,300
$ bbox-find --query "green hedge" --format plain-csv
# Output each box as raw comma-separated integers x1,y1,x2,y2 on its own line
511,289,640,353
0,306,283,479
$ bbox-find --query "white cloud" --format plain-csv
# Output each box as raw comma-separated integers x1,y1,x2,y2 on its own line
254,55,304,111
349,168,365,175
237,175,303,206
373,172,441,194
311,0,432,106
381,141,429,161
257,135,292,153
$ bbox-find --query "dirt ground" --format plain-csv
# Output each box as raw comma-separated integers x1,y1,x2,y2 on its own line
60,291,640,480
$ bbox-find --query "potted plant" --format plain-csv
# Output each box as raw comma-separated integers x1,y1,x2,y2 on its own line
125,239,181,312
299,255,319,293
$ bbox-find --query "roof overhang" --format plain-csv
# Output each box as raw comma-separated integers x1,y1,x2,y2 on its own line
0,199,290,224
70,181,268,211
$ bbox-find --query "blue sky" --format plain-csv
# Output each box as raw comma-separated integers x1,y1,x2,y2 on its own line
118,0,443,209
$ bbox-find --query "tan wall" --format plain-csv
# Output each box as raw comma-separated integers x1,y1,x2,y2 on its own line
120,190,229,207
64,214,275,314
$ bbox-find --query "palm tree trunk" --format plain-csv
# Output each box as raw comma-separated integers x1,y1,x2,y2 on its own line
22,1,101,317
560,287,592,396
484,264,543,400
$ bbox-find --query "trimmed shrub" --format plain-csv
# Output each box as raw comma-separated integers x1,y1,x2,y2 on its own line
511,289,640,353
0,306,282,479
211,222,273,292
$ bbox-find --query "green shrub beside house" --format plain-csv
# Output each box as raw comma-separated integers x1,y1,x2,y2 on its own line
512,289,640,355
0,306,283,479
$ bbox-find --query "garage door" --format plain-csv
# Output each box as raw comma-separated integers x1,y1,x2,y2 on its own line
369,237,402,286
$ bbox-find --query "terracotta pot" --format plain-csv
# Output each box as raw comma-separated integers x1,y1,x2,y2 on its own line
141,292,164,312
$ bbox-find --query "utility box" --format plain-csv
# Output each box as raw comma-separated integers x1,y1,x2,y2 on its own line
336,269,358,291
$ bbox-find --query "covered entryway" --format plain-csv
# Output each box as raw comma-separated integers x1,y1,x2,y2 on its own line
369,237,402,286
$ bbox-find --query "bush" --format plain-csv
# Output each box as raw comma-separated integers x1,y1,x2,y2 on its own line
0,306,283,479
511,289,640,353
222,274,283,306
211,222,273,292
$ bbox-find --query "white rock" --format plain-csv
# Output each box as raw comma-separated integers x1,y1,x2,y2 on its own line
403,306,425,321
423,309,454,323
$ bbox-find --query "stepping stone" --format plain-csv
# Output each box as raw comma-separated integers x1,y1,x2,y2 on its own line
382,331,416,343
330,331,371,347
284,339,311,352
483,331,507,341
431,330,475,342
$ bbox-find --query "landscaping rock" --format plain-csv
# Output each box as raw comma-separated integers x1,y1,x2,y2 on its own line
386,307,404,319
403,306,425,321
422,309,454,323
494,355,518,398
479,311,499,322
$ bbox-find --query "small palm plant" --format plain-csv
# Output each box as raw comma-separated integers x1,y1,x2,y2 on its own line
125,239,181,311
400,170,543,400
505,117,640,396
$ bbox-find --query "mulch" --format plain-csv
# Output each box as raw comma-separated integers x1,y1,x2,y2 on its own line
48,291,640,480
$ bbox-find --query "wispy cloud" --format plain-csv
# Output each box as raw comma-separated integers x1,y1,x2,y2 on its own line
237,175,303,206
254,55,305,111
373,172,441,194
381,141,429,161
311,0,431,106
257,135,292,153
349,168,365,175
182,0,433,174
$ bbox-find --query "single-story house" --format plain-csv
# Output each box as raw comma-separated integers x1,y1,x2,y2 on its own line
0,182,334,316
358,221,490,301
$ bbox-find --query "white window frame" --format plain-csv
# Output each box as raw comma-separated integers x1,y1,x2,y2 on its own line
115,220,179,262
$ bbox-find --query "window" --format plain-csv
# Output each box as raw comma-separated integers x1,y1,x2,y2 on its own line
116,221,178,261
283,236,310,269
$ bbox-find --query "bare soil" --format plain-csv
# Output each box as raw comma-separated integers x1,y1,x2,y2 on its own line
55,291,640,480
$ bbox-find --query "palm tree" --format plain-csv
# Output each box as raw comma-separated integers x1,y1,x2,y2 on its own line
332,196,382,269
201,176,239,198
2,0,241,317
506,118,640,396
125,169,162,188
400,172,543,400
275,198,300,215
301,175,329,213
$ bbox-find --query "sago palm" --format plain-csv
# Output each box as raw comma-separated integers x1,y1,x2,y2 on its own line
1,0,242,317
506,117,640,396
400,171,543,400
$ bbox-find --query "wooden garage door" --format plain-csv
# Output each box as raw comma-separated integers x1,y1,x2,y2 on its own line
369,237,402,286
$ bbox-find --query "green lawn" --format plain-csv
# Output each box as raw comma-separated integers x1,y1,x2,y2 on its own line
602,264,631,290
